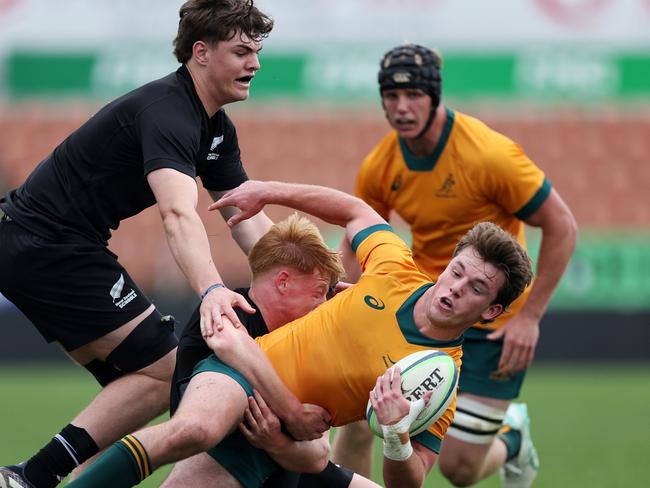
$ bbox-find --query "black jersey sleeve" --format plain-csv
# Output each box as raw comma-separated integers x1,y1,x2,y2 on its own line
199,111,249,191
138,97,201,180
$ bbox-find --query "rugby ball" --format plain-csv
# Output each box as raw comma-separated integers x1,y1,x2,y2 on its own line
366,350,459,438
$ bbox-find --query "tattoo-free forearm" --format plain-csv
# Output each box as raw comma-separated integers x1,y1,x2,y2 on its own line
266,435,329,473
207,324,303,422
383,454,426,488
160,207,223,296
522,207,577,320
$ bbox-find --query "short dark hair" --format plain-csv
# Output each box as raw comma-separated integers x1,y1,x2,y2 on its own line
453,222,534,310
173,0,273,63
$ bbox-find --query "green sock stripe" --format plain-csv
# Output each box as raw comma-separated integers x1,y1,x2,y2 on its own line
119,435,151,480
499,429,522,461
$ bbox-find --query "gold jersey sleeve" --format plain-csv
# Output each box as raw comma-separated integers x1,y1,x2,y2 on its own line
255,227,462,450
354,109,551,329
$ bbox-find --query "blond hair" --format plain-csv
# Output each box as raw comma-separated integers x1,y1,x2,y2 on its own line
249,214,344,286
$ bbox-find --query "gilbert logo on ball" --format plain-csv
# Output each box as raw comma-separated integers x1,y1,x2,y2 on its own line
366,349,459,437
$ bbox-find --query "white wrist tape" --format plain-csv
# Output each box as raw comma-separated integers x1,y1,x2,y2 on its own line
381,423,413,461
380,397,427,461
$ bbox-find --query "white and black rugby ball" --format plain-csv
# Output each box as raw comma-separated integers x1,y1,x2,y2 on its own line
366,349,459,437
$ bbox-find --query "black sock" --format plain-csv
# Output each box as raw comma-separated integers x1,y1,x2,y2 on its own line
24,424,99,488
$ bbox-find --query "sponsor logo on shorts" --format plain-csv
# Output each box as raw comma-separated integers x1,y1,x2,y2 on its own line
110,273,138,309
488,369,514,381
364,295,385,310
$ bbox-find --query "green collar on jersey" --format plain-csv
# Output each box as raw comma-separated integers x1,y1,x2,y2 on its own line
399,107,455,172
396,282,464,348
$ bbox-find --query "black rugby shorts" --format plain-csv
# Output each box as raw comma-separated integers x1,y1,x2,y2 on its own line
0,220,153,350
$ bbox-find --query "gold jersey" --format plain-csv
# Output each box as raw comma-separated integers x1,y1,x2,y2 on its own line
256,227,462,453
355,109,550,330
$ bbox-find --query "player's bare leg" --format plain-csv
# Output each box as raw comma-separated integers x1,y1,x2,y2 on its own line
65,372,248,487
330,420,375,478
438,393,510,486
67,306,175,448
0,306,176,487
161,453,242,488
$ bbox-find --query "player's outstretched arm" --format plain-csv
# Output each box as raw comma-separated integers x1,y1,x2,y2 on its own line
147,168,254,332
209,180,386,245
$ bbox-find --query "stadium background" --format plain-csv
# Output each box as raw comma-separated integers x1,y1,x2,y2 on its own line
0,1,648,486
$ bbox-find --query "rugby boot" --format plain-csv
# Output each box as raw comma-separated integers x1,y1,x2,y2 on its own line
500,403,539,488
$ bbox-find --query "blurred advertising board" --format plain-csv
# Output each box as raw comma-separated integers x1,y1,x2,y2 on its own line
1,0,649,103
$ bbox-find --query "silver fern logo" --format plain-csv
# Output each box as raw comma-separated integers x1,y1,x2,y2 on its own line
210,135,223,151
110,273,137,308
110,274,125,302
207,135,224,160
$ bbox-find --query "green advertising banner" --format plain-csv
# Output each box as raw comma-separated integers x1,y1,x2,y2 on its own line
529,233,650,311
5,48,650,103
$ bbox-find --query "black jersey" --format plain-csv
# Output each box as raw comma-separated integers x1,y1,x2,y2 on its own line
0,66,248,245
171,287,267,414
172,289,354,488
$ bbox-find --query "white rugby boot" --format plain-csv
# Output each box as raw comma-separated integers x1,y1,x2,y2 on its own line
499,403,539,488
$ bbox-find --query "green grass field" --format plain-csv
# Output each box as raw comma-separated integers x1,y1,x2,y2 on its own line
1,362,648,487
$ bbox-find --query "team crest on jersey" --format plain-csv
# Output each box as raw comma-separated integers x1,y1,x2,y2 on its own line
435,173,457,198
110,273,137,309
207,135,224,161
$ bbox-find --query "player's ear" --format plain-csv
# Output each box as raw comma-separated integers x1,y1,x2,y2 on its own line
192,40,210,66
480,303,503,323
274,270,290,294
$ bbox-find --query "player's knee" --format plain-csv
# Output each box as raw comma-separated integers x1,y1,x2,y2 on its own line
439,458,480,487
166,417,214,453
439,445,487,487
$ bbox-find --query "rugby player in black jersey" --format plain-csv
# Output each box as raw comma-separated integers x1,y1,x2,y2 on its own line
0,2,328,487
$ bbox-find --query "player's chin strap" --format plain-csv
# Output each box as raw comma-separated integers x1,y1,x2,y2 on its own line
380,397,428,461
415,104,437,140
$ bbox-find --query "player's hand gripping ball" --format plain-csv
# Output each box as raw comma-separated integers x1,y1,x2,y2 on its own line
366,350,459,437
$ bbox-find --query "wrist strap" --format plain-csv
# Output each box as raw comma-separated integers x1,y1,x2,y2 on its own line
382,424,413,461
201,283,225,300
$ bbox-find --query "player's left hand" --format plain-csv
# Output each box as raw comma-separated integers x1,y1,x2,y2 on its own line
486,312,540,373
208,180,268,227
200,286,255,337
239,390,291,451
